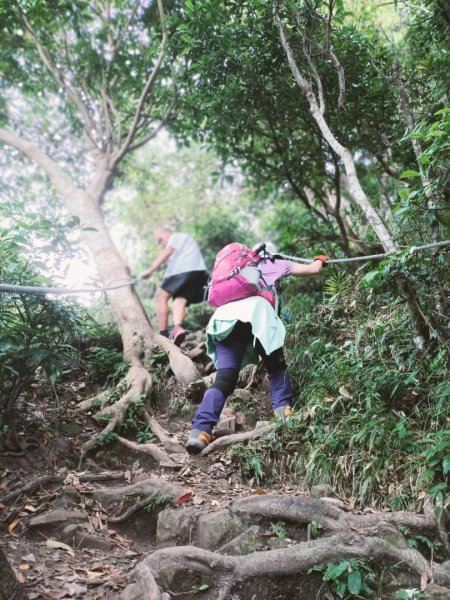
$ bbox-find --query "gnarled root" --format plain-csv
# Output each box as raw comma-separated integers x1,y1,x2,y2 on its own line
78,365,152,465
156,335,201,384
201,424,273,456
232,494,444,540
119,492,450,599
121,531,441,600
93,477,187,523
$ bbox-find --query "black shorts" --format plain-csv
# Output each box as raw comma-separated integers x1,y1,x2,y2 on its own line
161,270,209,305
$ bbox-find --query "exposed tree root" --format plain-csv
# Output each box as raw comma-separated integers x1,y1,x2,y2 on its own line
121,530,449,600
116,437,175,465
77,340,202,465
78,366,152,465
143,412,173,444
117,490,450,599
93,477,187,516
242,363,262,390
201,424,273,456
0,472,125,505
106,494,169,523
232,494,447,541
156,335,201,384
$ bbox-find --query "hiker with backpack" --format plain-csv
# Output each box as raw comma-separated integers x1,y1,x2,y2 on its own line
185,242,328,454
141,226,209,346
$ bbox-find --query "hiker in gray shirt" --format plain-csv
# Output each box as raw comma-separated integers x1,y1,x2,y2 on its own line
142,226,209,345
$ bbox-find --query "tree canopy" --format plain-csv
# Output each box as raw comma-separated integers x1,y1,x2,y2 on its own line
0,2,449,599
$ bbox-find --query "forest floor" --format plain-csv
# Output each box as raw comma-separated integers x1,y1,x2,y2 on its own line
1,333,450,600
0,334,300,599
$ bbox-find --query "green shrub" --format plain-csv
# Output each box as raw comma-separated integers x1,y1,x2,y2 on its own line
0,229,83,422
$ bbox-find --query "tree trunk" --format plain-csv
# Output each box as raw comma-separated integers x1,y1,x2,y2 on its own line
308,100,396,253
72,191,154,367
0,128,154,367
275,14,432,348
0,128,200,385
0,545,28,600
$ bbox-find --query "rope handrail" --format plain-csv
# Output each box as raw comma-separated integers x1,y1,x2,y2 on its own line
0,239,448,296
278,239,450,264
0,277,141,296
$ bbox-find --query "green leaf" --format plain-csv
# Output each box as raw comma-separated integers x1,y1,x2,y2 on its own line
325,561,350,580
399,169,421,179
347,570,362,595
361,269,381,287
442,454,450,475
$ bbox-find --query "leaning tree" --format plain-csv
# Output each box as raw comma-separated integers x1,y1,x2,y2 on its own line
0,0,199,456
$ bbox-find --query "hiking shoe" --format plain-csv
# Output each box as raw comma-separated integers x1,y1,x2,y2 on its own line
185,429,213,455
170,325,186,347
274,405,293,420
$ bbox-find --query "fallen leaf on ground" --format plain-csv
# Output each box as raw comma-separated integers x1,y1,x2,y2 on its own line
175,491,193,505
85,570,104,580
112,533,130,548
14,571,26,583
255,488,268,495
64,582,88,595
8,519,20,534
46,538,75,557
420,571,429,591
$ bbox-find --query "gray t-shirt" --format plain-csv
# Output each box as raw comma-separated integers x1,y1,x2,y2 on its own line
164,232,207,277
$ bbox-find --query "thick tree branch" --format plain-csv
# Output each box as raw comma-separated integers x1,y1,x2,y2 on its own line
0,128,80,202
113,0,168,165
294,0,345,108
275,5,397,253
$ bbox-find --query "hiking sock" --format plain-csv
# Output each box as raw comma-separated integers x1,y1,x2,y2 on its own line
159,329,169,338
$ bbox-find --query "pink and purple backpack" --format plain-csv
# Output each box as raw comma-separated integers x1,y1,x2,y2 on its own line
208,243,275,308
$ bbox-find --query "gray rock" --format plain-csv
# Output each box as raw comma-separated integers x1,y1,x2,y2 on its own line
423,584,450,599
218,525,265,555
215,408,236,434
267,536,291,550
62,524,115,552
236,410,258,429
119,582,146,600
156,507,198,544
29,509,86,527
196,509,246,550
255,420,272,430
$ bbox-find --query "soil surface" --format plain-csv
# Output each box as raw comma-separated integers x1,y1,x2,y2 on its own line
0,338,293,599
2,336,449,600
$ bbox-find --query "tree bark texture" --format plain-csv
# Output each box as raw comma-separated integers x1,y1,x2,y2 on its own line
275,12,397,254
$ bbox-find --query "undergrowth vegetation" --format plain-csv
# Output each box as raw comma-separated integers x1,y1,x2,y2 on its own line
231,254,450,511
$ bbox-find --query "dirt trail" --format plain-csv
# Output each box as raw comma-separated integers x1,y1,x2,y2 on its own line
1,335,450,600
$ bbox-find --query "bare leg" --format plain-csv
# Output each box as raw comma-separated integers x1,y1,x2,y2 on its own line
155,288,172,331
172,296,188,327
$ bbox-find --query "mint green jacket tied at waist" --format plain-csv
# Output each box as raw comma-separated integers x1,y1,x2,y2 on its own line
206,296,286,369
